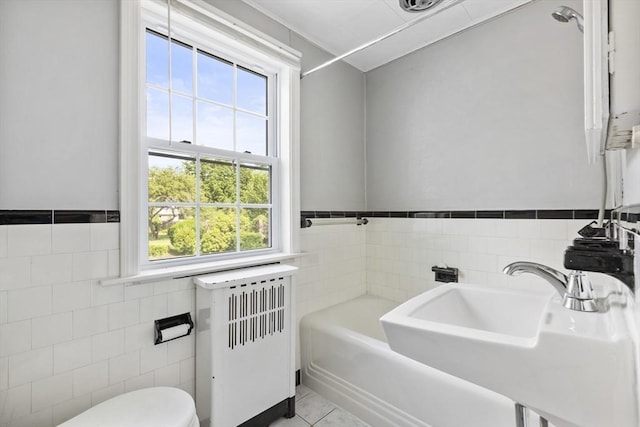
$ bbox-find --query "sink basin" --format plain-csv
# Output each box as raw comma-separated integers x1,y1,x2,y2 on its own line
406,285,549,339
380,283,637,427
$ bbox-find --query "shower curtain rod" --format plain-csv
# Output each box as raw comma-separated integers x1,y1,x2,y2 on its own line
300,0,461,78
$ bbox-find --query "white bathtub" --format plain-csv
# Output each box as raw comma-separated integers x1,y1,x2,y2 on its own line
300,295,515,427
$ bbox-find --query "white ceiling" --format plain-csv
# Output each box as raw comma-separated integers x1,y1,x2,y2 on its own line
241,0,533,72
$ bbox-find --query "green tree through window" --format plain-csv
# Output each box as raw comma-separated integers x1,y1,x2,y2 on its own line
147,155,271,260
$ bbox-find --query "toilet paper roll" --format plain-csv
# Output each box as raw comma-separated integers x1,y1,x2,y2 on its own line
160,324,190,342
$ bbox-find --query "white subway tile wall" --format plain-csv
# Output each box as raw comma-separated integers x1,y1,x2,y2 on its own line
296,224,367,319
0,217,604,426
0,226,7,258
294,224,368,368
365,218,604,301
52,225,91,254
0,224,196,427
7,226,52,257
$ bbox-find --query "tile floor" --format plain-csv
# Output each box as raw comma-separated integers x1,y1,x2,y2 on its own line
270,384,370,427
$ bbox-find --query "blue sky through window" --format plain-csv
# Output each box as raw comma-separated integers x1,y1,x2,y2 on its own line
146,88,169,140
237,67,267,115
171,94,193,142
171,41,193,94
197,102,234,150
237,112,266,154
198,51,233,105
146,30,268,154
146,31,168,87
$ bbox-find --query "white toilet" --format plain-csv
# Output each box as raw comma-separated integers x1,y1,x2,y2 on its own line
58,387,199,427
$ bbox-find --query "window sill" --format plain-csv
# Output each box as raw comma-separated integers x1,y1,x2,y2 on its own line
99,252,302,286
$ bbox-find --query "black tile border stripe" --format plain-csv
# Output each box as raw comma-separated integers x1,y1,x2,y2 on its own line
621,212,640,223
412,211,450,218
574,209,612,220
451,211,475,219
107,211,121,223
0,208,623,226
55,210,107,224
300,209,609,227
0,210,120,225
0,210,52,225
536,210,574,220
504,210,537,219
477,210,504,219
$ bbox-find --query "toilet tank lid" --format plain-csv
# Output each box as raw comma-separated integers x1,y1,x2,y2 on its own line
58,387,198,427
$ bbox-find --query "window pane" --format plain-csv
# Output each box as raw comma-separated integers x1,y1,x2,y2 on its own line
237,67,267,115
200,158,236,203
171,94,193,143
146,31,168,88
148,154,196,202
146,88,169,140
197,102,233,150
200,207,237,254
148,207,196,260
240,164,269,204
236,112,267,155
171,40,193,94
240,208,270,251
198,51,233,105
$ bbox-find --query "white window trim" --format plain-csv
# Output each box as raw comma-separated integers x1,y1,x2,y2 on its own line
112,0,300,285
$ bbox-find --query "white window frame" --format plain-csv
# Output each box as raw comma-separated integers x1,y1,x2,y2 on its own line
142,25,279,268
115,0,300,284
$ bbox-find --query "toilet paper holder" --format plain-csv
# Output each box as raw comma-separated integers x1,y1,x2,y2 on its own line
154,312,194,345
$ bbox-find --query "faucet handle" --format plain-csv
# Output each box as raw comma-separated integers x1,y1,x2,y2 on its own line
563,271,599,312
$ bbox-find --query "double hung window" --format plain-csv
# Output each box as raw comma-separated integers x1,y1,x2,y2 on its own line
118,0,302,277
144,28,277,265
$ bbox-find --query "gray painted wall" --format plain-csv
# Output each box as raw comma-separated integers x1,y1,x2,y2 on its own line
0,0,366,212
294,35,366,212
365,0,602,210
1,0,636,212
0,0,119,210
626,150,640,205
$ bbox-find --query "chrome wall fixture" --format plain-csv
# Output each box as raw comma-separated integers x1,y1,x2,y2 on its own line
551,5,584,33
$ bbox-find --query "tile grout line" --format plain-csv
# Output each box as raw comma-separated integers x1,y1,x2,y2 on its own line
310,408,336,426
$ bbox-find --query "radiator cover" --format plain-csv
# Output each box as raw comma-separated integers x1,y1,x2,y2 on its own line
195,264,297,426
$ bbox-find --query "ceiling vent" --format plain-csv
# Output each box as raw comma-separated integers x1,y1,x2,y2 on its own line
399,0,445,13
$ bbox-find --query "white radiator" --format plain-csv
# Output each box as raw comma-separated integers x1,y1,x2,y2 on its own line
194,264,297,426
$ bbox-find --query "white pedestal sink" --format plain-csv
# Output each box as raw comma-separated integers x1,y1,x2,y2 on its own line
380,283,638,427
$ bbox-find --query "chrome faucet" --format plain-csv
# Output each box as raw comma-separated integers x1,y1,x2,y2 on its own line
503,262,599,312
